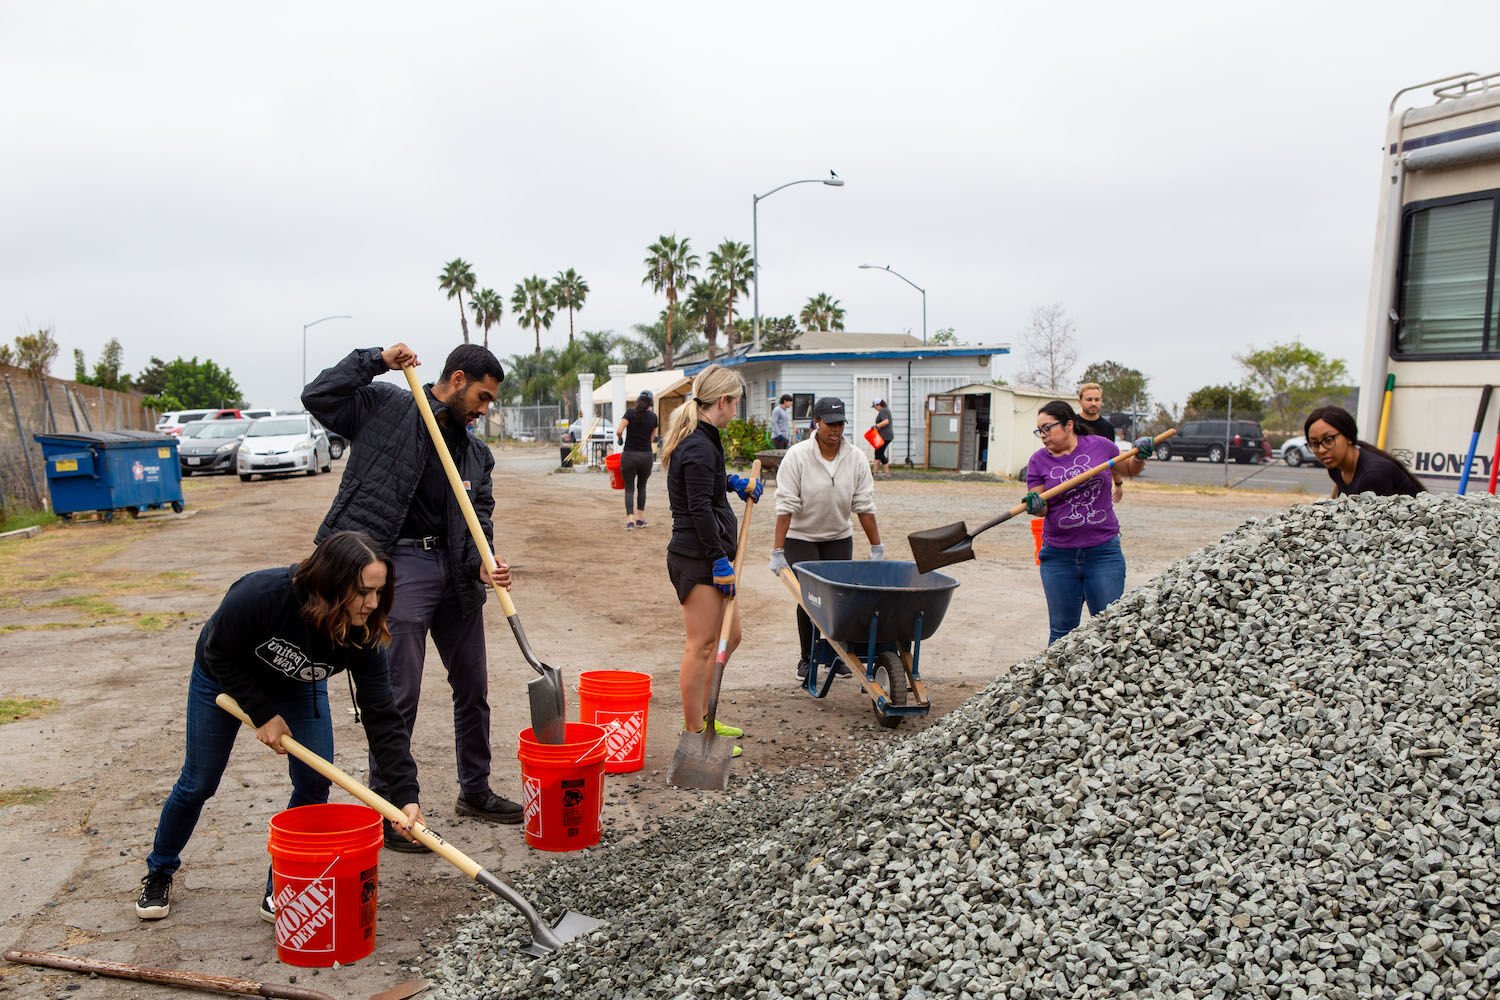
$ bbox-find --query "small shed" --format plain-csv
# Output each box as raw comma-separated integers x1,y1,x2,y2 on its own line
682,338,1009,466
591,370,691,429
925,383,1068,479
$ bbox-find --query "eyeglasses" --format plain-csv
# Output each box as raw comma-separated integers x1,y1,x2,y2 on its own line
1033,421,1061,438
1307,433,1341,451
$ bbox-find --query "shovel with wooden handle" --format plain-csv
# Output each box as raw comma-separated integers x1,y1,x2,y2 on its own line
908,428,1177,574
401,366,565,744
666,460,760,791
215,693,602,957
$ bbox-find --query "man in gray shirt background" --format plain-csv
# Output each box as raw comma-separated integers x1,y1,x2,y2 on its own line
769,393,794,449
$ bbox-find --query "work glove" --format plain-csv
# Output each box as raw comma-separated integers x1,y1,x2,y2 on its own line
1023,491,1046,516
712,557,736,597
1132,436,1154,459
768,548,789,576
727,474,762,503
869,544,885,561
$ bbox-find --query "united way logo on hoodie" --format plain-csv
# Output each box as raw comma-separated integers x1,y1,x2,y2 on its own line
256,637,334,681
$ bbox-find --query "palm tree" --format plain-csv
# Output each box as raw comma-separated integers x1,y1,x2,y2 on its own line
642,234,699,369
468,288,504,351
684,278,730,359
800,292,846,332
707,240,752,351
627,320,705,372
550,269,590,346
506,349,560,405
511,275,556,357
438,258,477,343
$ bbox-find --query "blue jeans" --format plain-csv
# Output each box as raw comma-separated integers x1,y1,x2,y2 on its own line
1038,536,1126,644
146,662,334,878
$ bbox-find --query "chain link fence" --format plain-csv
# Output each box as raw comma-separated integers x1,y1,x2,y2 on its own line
494,404,562,442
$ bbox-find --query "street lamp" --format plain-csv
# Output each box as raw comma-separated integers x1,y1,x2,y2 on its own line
858,264,926,345
752,172,845,352
302,315,352,389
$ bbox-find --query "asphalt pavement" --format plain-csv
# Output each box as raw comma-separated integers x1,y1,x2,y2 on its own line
1140,455,1461,494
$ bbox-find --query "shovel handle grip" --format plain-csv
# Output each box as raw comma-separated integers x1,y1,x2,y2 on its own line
214,693,484,880
401,366,517,618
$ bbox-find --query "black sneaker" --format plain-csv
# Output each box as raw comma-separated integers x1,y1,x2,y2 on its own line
796,660,809,681
456,790,524,825
258,891,275,924
383,819,429,853
135,872,172,920
833,661,852,677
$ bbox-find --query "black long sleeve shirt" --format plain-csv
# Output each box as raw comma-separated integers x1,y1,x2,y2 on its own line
667,421,738,567
196,566,420,806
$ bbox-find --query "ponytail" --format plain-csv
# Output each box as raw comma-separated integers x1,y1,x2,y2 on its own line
661,364,745,469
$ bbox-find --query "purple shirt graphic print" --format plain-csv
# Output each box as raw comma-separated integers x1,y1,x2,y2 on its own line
1026,434,1121,549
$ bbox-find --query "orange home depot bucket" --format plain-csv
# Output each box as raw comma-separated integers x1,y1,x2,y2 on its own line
576,670,653,774
605,452,624,490
516,722,608,852
1030,517,1044,566
266,803,383,968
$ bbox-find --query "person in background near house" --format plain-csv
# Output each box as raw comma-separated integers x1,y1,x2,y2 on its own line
870,398,894,478
662,364,762,755
1025,400,1151,644
1304,405,1424,498
136,531,424,924
616,390,660,530
769,393,794,450
302,342,521,852
768,396,882,681
1075,382,1124,502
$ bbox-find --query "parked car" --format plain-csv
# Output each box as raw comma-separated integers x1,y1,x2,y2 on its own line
154,410,214,435
277,410,347,458
177,419,252,475
1280,435,1316,467
241,407,279,420
1154,420,1267,464
237,415,333,481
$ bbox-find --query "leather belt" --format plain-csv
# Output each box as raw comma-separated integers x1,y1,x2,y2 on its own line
394,536,443,551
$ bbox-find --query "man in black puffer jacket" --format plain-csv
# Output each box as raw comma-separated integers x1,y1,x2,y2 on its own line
303,342,522,848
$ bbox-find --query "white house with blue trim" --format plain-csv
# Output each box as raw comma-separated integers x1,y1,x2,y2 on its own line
680,333,1009,467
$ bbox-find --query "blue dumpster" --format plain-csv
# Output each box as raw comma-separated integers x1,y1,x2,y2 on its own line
33,431,186,522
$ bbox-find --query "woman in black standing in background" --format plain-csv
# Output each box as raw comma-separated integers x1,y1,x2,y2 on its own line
616,390,660,530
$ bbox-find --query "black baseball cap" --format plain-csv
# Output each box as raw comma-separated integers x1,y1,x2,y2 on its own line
813,397,847,423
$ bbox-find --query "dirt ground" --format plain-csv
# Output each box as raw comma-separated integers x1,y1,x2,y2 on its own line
0,447,1300,998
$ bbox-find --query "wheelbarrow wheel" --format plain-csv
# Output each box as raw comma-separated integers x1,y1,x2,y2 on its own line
873,651,907,729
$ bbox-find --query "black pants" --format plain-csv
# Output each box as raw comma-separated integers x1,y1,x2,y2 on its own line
784,535,853,664
620,450,653,516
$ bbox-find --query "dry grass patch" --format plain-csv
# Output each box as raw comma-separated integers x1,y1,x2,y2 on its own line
0,696,59,725
0,786,58,807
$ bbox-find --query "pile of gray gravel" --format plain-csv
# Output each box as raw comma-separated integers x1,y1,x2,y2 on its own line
434,493,1500,999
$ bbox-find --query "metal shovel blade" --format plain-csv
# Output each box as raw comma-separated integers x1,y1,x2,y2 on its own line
526,670,566,745
519,909,608,958
908,521,976,574
666,728,736,791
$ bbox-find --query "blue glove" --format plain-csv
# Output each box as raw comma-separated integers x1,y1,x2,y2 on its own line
1132,435,1154,459
1023,491,1046,516
727,474,762,503
712,557,736,597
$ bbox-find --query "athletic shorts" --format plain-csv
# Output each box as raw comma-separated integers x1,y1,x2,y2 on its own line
666,550,714,605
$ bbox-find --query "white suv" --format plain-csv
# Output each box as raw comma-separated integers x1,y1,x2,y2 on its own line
155,410,214,435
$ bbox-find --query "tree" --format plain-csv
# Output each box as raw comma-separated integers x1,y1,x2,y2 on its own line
141,357,244,409
1077,360,1150,414
1185,384,1264,420
626,320,705,371
552,335,619,419
707,240,752,350
1014,304,1079,393
1235,341,1350,435
75,338,131,390
6,328,60,379
684,278,730,359
135,356,169,397
551,269,589,346
511,275,556,357
642,234,699,369
468,288,504,351
931,327,959,346
800,292,846,332
505,349,561,406
438,258,478,344
759,315,801,351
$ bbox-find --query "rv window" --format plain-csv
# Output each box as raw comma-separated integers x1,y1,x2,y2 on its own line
1396,194,1498,357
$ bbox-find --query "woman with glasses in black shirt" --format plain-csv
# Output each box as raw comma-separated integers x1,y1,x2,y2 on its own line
1304,406,1424,498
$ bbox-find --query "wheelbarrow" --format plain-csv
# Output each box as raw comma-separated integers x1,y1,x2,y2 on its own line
777,560,959,728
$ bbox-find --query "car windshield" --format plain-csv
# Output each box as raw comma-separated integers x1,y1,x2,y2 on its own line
247,418,308,437
196,421,251,439
178,423,215,438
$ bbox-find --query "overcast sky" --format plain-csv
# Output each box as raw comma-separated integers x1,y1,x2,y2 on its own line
5,2,1499,410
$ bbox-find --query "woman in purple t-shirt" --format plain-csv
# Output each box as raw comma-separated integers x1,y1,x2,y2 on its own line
1024,401,1152,643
